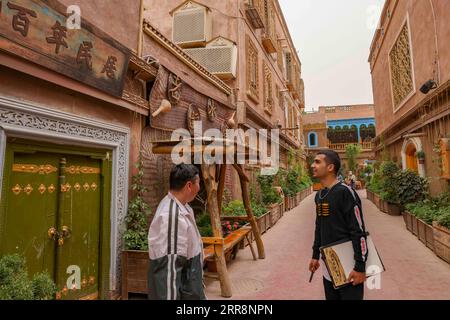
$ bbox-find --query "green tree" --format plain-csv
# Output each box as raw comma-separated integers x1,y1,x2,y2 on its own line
345,144,362,173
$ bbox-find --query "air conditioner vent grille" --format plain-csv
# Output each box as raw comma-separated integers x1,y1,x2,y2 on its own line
173,9,205,44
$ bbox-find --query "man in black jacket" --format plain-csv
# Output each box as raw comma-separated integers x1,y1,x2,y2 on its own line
309,150,368,300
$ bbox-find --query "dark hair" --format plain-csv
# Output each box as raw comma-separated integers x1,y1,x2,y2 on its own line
317,150,341,175
169,164,199,191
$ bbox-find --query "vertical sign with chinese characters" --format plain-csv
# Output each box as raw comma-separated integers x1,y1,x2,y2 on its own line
0,0,130,97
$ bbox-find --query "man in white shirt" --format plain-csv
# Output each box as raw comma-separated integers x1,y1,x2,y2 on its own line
147,164,205,300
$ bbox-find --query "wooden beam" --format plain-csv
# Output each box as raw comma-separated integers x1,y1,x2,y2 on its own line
202,237,224,245
217,164,227,215
201,164,232,297
236,164,265,259
232,163,250,182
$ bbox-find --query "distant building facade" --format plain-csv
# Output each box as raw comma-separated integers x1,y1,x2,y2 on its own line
303,104,376,173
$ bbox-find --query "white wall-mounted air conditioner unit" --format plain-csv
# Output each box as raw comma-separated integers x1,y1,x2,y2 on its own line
172,1,212,48
185,37,238,80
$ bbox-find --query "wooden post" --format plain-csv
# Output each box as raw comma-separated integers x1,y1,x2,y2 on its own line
236,164,265,259
201,164,232,298
217,164,227,215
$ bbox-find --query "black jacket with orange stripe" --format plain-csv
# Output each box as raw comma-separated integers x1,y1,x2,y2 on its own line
312,182,368,273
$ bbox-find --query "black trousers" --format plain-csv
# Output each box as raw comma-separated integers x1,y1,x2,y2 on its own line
323,278,364,300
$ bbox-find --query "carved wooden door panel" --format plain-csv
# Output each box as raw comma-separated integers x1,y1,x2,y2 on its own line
0,144,103,300
0,151,59,280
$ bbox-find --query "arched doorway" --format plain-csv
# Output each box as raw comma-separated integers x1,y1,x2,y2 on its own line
405,142,418,173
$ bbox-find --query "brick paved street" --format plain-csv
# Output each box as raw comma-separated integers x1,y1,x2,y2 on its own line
205,191,450,300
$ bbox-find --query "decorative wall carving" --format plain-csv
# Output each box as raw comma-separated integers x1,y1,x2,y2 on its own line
246,35,259,101
187,104,201,134
207,98,217,121
167,73,183,105
389,22,414,109
264,62,273,114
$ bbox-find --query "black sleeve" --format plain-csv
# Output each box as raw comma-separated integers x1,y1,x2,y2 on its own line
312,194,321,259
341,188,368,272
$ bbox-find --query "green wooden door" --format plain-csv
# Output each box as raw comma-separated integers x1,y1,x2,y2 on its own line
56,155,102,300
0,143,108,300
0,151,59,279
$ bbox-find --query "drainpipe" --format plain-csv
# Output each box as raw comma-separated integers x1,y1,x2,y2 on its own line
428,0,441,85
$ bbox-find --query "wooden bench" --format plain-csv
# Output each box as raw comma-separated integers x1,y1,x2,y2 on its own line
202,226,256,265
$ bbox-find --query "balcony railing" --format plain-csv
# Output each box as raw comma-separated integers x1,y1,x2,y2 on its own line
245,0,265,29
328,142,374,151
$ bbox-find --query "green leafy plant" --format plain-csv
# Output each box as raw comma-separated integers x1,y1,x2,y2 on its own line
416,151,425,160
257,175,282,205
123,155,151,251
395,170,428,205
345,144,362,173
405,192,449,226
436,207,450,229
405,202,436,225
378,161,401,203
196,212,213,237
222,200,246,217
0,254,56,300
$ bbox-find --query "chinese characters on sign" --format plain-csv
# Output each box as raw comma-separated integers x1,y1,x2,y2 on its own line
7,2,37,37
0,0,130,97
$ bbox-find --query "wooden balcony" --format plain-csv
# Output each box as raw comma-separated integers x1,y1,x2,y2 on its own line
245,0,265,29
328,142,374,152
262,32,277,54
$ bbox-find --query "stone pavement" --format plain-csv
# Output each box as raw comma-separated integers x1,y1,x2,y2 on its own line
204,190,450,300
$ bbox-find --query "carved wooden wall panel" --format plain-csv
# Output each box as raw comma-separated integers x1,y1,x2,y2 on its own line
389,22,414,109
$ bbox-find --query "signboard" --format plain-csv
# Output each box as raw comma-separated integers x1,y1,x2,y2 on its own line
0,0,130,97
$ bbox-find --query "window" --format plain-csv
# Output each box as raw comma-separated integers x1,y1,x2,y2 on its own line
308,132,318,147
285,51,292,82
264,63,273,114
277,40,283,73
246,35,259,101
389,19,414,111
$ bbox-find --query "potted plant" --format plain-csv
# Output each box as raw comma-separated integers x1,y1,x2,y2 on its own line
0,254,56,300
378,161,401,215
433,208,450,264
258,175,282,227
121,157,151,299
402,208,414,232
395,170,428,216
416,150,426,164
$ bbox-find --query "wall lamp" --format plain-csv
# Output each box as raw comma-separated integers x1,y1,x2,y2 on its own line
420,79,437,94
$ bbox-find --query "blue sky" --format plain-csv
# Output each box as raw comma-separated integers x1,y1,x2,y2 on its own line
279,0,384,110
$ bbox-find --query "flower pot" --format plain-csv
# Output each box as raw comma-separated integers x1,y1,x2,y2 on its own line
366,190,371,202
374,194,381,209
121,250,149,299
403,211,413,232
387,203,401,216
279,202,284,217
425,223,435,251
411,215,419,236
269,204,280,227
417,219,427,245
418,159,425,164
432,222,450,264
379,199,388,213
256,212,269,234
